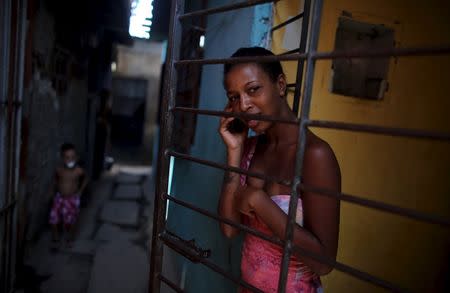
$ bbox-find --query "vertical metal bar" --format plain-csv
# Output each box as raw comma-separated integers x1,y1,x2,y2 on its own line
277,0,323,292
5,0,20,289
8,1,27,289
0,6,12,288
292,0,311,115
149,0,184,292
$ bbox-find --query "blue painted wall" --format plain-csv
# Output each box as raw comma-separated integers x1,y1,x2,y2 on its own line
164,2,271,292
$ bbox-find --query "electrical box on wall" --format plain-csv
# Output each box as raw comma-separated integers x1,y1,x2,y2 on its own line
331,17,394,100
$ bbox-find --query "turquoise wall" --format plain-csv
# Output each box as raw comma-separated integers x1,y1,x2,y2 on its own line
164,1,272,292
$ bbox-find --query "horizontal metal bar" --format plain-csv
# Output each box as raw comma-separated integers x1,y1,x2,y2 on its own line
164,194,407,292
160,230,264,293
164,194,282,246
168,150,450,228
167,150,291,186
0,200,17,217
308,120,450,141
179,0,276,20
172,107,450,141
286,83,296,88
172,106,298,125
187,24,206,33
175,52,307,66
175,45,450,67
312,45,450,59
290,244,406,292
301,184,450,228
279,48,301,55
271,13,303,32
158,274,184,293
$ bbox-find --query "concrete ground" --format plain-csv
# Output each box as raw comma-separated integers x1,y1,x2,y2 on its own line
20,164,155,293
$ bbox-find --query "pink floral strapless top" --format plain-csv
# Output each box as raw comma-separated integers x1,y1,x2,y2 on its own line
239,137,322,293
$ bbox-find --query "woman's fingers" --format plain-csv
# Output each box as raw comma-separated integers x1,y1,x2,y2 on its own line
219,117,234,132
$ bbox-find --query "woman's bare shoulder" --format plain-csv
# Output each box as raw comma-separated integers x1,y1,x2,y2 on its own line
305,131,335,159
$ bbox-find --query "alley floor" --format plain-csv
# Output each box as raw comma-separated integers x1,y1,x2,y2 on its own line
20,164,155,293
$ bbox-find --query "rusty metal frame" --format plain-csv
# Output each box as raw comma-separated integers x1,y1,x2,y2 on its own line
271,12,304,33
166,150,450,228
149,0,184,292
163,193,407,292
150,0,450,292
179,0,276,20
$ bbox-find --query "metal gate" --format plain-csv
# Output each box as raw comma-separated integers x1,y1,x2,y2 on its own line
149,0,450,292
0,0,27,292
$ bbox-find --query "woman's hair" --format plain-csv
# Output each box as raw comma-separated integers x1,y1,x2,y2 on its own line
224,47,284,82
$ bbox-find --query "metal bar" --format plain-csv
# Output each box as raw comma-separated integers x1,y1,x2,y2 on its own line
278,48,300,56
158,274,184,293
165,194,408,292
0,0,12,289
172,107,450,141
175,52,307,66
292,0,311,115
187,24,206,33
160,231,264,293
172,106,298,125
307,120,450,141
149,0,184,292
278,0,323,291
286,83,296,88
164,194,282,245
168,150,450,227
271,12,303,32
312,45,450,59
290,245,406,293
300,184,450,228
175,45,450,67
179,0,276,20
167,150,291,186
0,200,16,218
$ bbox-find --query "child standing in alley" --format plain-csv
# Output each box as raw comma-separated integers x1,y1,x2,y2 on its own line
49,143,88,247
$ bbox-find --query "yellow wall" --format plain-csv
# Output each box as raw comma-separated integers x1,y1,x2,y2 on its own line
272,1,450,292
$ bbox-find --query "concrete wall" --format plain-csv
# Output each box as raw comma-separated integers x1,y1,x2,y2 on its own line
114,40,164,161
22,2,89,240
164,2,272,292
272,0,450,292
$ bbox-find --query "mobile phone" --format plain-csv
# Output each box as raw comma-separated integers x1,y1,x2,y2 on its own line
227,118,246,134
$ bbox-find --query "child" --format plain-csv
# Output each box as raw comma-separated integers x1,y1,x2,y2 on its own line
49,143,88,246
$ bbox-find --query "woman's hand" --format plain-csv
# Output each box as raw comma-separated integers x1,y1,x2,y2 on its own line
218,104,247,152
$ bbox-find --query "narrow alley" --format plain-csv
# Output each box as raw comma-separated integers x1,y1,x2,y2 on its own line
21,164,155,293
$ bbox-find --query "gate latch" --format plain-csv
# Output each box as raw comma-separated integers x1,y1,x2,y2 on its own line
160,230,211,263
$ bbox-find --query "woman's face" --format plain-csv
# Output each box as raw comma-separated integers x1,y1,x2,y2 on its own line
224,63,286,134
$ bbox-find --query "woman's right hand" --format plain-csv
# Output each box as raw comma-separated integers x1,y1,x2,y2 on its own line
218,104,247,152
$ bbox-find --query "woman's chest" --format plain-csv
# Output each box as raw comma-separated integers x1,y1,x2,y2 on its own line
246,144,296,195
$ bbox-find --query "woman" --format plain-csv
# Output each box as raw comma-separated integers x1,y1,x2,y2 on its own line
218,47,341,292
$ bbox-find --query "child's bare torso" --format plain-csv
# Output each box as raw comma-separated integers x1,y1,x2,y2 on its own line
56,167,84,196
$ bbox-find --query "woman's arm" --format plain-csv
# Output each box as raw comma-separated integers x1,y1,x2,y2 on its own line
217,105,248,238
218,150,244,238
239,142,341,275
